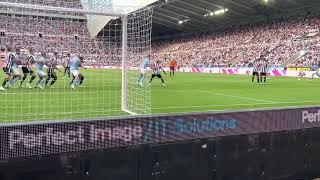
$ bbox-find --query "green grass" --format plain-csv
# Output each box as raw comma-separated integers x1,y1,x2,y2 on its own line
1,69,320,123
152,73,320,113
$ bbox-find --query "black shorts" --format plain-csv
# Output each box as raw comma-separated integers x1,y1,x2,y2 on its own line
22,67,34,74
170,66,175,71
252,71,259,76
260,72,267,76
47,69,57,78
152,74,162,79
65,67,70,70
3,67,11,75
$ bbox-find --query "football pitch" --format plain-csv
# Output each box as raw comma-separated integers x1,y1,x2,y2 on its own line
1,69,320,123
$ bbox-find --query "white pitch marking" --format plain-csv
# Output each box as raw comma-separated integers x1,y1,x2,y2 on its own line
197,90,274,103
152,101,320,110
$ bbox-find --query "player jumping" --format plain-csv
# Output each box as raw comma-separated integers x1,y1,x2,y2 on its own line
63,53,71,79
149,60,166,87
4,48,22,89
70,54,84,89
45,52,59,88
20,48,36,88
35,52,48,89
138,56,150,86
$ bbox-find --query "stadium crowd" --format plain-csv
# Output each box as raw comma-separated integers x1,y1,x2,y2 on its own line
0,0,83,8
0,13,123,66
153,16,320,68
0,7,319,68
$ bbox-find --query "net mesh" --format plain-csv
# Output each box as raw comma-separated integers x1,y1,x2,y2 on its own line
0,1,153,122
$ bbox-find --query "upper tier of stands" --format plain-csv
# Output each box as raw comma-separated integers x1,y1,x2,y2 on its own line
152,16,320,68
0,0,83,8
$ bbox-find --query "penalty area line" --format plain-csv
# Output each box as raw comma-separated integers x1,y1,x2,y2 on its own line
197,90,274,103
152,100,320,110
151,89,273,104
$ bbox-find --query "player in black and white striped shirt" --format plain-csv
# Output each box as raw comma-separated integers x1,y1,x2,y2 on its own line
63,53,71,79
20,48,36,88
0,47,6,91
1,47,15,90
259,59,269,85
45,52,59,88
251,60,260,84
149,60,166,87
3,47,22,89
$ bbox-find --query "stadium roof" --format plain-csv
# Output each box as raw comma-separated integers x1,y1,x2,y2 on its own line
151,0,320,38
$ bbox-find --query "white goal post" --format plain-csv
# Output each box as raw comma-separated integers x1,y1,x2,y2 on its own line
0,1,152,122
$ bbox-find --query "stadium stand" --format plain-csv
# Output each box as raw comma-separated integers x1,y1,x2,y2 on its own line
0,9,319,69
1,0,82,8
0,7,318,69
0,13,123,66
153,16,320,68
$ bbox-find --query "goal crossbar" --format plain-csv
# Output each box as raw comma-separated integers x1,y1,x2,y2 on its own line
0,1,125,17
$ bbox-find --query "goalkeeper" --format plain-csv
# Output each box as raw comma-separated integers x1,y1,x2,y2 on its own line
137,56,150,86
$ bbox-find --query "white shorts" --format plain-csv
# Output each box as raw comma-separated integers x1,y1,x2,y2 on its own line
37,70,47,77
71,70,80,77
11,68,20,76
140,68,146,74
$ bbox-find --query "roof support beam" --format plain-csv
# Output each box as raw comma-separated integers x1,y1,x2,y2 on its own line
166,3,220,25
175,0,235,21
155,8,189,19
155,8,208,26
199,0,249,17
223,0,254,11
153,11,180,21
154,11,203,27
153,16,193,31
176,0,211,13
166,4,205,17
153,20,186,31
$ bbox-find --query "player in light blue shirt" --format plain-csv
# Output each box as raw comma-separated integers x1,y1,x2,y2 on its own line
70,55,84,89
137,56,150,86
35,52,48,89
311,61,320,79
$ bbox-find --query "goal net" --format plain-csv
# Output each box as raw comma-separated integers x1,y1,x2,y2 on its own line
0,0,153,123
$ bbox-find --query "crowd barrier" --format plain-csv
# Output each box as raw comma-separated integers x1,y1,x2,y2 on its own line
177,67,318,78
1,106,320,160
4,64,315,78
